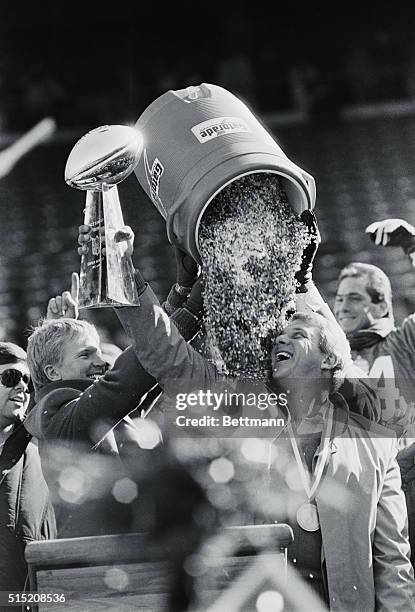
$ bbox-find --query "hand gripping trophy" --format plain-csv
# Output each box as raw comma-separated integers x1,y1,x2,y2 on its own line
65,125,143,308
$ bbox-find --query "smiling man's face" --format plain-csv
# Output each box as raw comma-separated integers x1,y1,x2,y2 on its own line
52,329,107,381
0,361,30,428
271,316,326,383
334,276,382,334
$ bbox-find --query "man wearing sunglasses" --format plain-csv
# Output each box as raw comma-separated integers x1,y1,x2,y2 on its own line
0,343,56,605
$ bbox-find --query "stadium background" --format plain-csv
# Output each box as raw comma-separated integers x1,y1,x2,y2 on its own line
0,2,414,346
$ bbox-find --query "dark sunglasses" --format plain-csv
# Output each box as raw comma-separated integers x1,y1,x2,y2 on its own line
0,369,30,388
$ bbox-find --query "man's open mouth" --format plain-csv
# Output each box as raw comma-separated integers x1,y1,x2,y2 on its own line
87,368,107,381
276,351,292,362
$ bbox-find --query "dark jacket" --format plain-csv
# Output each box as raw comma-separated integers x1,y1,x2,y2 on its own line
23,347,159,538
22,284,202,538
0,424,56,593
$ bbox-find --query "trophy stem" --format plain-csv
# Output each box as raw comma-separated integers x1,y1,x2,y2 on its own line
79,191,106,309
78,186,139,309
102,185,139,306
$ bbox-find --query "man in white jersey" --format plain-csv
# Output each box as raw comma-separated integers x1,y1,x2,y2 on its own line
334,217,415,565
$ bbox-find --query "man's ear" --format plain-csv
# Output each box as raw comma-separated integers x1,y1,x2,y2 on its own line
370,300,388,319
320,353,337,371
43,364,61,382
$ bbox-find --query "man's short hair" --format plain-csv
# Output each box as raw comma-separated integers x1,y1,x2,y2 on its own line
338,262,393,319
291,312,352,391
27,318,99,391
0,342,27,365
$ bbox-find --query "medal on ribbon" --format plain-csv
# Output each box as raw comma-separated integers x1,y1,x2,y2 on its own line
296,502,320,532
288,408,334,532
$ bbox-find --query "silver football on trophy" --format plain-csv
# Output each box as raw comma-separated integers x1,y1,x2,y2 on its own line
65,125,144,191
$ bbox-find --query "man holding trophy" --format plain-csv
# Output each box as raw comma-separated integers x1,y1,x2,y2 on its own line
21,125,204,538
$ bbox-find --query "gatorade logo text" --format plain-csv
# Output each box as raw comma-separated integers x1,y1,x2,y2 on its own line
150,158,164,201
143,150,166,217
191,117,251,143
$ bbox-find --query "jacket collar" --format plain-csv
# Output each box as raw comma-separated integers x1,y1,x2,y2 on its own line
348,317,394,351
34,379,92,402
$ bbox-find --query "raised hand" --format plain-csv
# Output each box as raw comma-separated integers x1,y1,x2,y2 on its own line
174,247,199,288
365,218,415,248
46,272,80,319
295,210,321,293
77,224,135,258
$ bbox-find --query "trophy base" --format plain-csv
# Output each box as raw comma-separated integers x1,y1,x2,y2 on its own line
79,299,138,310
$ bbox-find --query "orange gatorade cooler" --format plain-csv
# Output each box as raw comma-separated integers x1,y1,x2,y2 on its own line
134,83,316,262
